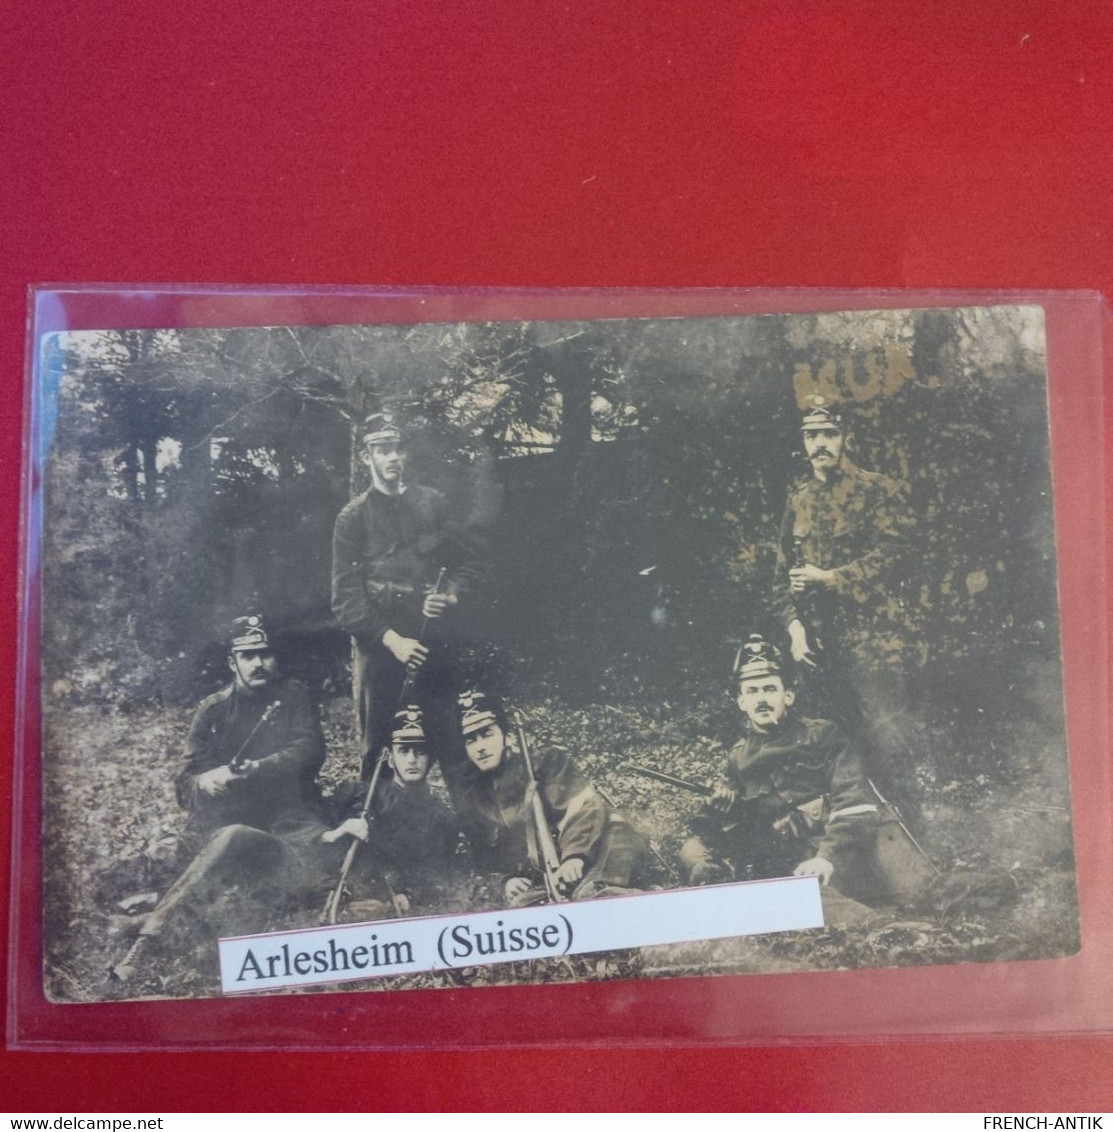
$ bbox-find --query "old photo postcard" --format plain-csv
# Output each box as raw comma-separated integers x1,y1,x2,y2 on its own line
35,304,1078,1003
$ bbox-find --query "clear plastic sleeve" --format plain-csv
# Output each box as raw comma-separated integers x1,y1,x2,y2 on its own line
9,285,1110,1049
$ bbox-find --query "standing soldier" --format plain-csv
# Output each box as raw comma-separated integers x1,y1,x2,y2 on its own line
112,614,328,981
331,411,480,793
773,395,915,778
454,689,654,907
323,704,465,920
680,635,889,926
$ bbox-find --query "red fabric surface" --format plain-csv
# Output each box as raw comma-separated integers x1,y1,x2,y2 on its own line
3,0,1113,1112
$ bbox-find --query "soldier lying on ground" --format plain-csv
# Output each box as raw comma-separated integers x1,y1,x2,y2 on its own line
323,704,467,920
681,634,918,928
111,615,328,982
454,689,655,907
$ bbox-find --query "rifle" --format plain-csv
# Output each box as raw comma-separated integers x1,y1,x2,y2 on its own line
321,744,390,924
513,711,567,904
321,567,447,925
228,700,281,773
867,777,939,876
619,762,714,797
622,763,814,880
792,535,825,655
594,782,678,881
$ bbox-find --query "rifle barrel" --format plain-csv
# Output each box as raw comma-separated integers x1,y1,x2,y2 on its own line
229,700,280,771
513,712,566,903
619,762,714,797
323,568,450,924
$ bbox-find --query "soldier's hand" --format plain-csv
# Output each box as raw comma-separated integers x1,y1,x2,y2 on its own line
195,765,237,796
790,564,835,592
383,630,429,669
690,860,730,886
392,892,411,916
793,856,835,886
321,817,370,844
555,857,586,894
504,876,533,902
788,619,817,668
421,591,457,620
710,782,736,813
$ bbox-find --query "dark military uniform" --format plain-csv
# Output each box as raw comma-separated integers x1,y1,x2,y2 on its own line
112,669,330,981
331,484,479,786
176,677,327,857
458,744,652,905
683,714,882,926
775,460,909,659
774,457,916,773
338,776,464,914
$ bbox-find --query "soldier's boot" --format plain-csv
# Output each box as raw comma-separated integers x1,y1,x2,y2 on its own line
817,886,883,929
346,898,395,922
109,824,276,983
109,925,159,984
679,836,732,886
507,885,549,909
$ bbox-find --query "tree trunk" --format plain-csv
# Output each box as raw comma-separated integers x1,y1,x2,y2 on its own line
120,444,141,502
141,435,159,503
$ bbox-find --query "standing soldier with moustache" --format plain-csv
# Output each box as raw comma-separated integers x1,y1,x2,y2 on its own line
331,411,481,797
773,396,916,782
112,614,328,981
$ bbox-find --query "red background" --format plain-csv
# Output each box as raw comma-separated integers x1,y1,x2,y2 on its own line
3,0,1113,1112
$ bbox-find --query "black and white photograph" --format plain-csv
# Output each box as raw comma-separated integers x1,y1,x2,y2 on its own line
36,303,1078,1002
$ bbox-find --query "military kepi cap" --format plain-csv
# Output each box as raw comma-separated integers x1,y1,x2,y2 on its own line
458,690,500,737
362,411,403,447
391,704,426,746
800,394,844,431
230,614,271,653
734,633,785,682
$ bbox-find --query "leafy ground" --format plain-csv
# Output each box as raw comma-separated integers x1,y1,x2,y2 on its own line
41,688,1079,1004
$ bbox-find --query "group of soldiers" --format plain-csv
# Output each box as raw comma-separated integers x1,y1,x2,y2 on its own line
112,396,932,983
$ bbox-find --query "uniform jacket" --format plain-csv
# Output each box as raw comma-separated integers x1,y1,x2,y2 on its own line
457,745,614,881
356,777,463,901
690,714,879,872
331,484,480,645
176,678,327,845
773,458,911,664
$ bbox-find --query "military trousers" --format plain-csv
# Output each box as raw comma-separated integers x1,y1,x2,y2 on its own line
148,823,311,939
352,637,468,799
678,834,878,928
501,820,654,907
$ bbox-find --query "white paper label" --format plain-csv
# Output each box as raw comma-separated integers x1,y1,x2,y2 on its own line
218,876,823,994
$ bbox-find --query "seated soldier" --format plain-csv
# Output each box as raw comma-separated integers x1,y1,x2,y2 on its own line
680,634,884,928
112,615,327,981
323,704,465,920
455,689,653,907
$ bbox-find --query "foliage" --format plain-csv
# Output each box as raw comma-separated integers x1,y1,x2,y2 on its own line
43,308,1056,707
